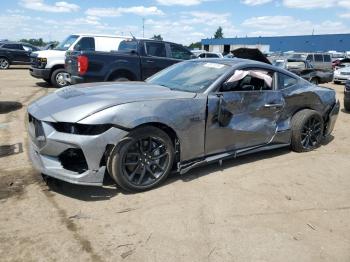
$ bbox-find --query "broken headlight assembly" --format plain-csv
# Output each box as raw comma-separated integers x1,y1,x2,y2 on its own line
49,122,112,135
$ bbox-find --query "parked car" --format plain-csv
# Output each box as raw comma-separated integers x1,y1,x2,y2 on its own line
288,53,332,71
65,39,193,84
29,34,130,88
274,58,333,84
197,52,223,58
28,58,339,192
0,41,39,69
345,81,350,111
334,66,350,84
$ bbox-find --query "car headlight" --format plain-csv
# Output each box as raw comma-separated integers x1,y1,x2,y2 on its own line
37,57,47,68
48,122,112,135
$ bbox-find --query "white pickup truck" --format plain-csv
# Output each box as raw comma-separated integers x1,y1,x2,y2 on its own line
29,34,130,88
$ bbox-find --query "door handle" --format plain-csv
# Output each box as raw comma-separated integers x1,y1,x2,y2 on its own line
264,103,284,108
146,60,154,63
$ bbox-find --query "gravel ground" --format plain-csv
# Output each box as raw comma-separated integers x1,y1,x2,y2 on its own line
0,66,349,262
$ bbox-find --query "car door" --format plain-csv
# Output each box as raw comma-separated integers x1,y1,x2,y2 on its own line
2,44,25,62
21,45,35,62
205,67,285,155
140,41,174,79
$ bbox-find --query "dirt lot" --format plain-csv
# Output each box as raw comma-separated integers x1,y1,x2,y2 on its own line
0,67,349,262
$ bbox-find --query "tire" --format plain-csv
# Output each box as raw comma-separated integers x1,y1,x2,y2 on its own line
111,76,129,82
109,126,174,192
344,99,350,111
310,78,319,85
0,57,10,70
333,81,340,85
291,109,324,153
51,68,69,88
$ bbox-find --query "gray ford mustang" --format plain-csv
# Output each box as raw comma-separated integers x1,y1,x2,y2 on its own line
28,58,339,192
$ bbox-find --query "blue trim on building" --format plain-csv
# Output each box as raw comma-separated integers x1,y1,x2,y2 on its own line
201,34,350,52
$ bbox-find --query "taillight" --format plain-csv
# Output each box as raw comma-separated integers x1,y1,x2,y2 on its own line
77,55,88,75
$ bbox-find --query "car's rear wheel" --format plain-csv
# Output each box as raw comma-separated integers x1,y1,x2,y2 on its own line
291,109,324,152
51,68,69,88
109,126,174,192
344,99,350,111
0,58,10,69
310,78,319,85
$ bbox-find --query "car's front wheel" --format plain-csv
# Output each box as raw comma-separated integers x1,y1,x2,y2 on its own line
291,109,324,152
0,57,10,69
51,68,69,88
108,126,174,192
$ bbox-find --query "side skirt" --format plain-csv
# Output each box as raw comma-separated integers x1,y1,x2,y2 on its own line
178,143,290,175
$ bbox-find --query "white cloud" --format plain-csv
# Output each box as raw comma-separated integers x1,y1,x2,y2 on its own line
283,0,350,9
242,15,350,36
20,0,79,13
241,0,272,6
86,6,164,17
156,0,203,6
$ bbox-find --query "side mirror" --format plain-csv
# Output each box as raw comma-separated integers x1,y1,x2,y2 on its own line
130,49,138,55
217,95,232,127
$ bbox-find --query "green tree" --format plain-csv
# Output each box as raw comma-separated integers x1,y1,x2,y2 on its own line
151,34,163,41
214,27,224,39
188,42,201,49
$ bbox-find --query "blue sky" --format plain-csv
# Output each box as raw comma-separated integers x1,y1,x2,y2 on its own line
1,0,350,45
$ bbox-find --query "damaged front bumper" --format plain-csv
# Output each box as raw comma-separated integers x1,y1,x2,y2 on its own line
27,113,128,186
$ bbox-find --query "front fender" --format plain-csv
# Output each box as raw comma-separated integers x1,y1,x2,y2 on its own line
78,98,207,161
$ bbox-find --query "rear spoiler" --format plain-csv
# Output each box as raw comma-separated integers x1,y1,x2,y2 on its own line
231,48,271,65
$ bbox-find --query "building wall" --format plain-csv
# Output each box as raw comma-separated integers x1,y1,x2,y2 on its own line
201,34,350,52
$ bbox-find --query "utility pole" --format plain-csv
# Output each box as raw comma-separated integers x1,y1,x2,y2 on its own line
142,18,145,38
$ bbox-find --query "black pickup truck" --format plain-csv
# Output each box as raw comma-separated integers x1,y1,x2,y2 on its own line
65,39,194,84
0,41,39,69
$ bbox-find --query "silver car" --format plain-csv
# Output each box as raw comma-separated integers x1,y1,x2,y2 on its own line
28,59,339,192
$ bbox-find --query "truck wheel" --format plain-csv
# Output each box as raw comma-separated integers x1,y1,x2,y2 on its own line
51,68,69,88
344,99,350,111
291,109,324,153
108,126,174,192
310,78,319,85
0,58,10,69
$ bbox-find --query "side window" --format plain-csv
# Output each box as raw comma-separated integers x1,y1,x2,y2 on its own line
206,53,219,58
222,69,274,92
198,53,206,58
74,37,95,51
323,55,331,62
3,44,22,50
170,44,191,60
145,42,166,57
278,73,297,89
314,54,323,62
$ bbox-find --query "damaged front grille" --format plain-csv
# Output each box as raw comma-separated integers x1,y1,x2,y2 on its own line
58,148,88,174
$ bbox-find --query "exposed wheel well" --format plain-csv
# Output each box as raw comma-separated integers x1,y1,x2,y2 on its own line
107,69,136,81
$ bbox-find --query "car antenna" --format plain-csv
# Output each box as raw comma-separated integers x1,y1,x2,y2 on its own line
130,32,137,40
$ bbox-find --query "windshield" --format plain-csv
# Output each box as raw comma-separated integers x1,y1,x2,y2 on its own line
146,61,230,92
55,35,79,51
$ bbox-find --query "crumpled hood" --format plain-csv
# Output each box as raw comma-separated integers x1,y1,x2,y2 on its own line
28,82,196,123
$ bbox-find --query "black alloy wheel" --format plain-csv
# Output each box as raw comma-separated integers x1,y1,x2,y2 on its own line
300,116,322,150
291,109,324,152
109,126,174,192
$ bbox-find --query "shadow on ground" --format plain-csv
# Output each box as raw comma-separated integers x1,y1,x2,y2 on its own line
46,147,292,201
0,101,23,114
